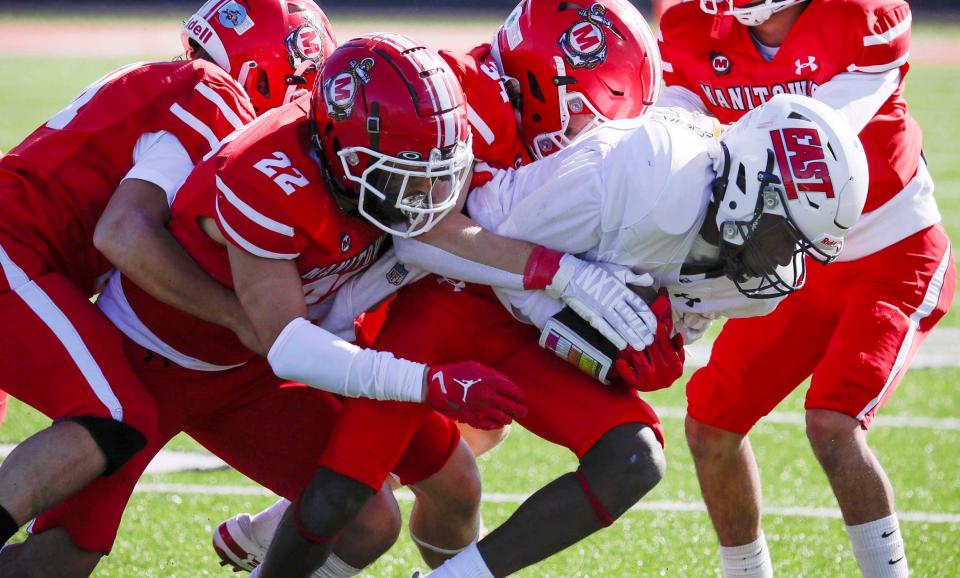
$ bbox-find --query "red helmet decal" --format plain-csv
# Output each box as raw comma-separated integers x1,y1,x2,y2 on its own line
285,22,327,71
558,3,615,69
323,57,375,121
770,127,835,200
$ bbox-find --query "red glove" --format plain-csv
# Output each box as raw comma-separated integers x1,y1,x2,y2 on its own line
425,362,528,430
614,292,685,392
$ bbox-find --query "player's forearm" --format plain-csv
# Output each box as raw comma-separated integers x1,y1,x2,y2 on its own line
416,211,533,275
267,317,427,402
104,216,247,332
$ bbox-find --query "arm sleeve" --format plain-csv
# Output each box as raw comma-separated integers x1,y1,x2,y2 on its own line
315,248,427,339
493,286,564,330
393,237,526,290
813,69,900,134
268,317,426,402
123,131,194,205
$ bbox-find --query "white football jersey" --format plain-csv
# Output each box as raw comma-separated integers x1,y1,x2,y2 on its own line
467,116,780,321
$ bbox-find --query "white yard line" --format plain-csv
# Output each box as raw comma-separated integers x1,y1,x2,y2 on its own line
134,483,960,524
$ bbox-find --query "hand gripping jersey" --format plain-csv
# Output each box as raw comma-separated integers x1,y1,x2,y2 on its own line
441,45,532,172
99,97,386,369
466,115,780,321
0,60,254,294
658,0,919,215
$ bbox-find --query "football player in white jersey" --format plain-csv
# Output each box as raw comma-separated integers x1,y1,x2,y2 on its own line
308,93,867,578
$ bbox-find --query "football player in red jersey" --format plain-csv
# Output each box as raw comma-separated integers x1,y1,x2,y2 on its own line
214,0,676,562
0,0,345,574
213,1,671,571
22,33,530,578
658,1,955,576
0,25,254,568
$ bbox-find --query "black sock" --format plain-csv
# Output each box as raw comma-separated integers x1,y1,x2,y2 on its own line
0,505,19,543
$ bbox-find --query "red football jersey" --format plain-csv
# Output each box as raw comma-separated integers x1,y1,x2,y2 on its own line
0,60,254,294
441,45,532,178
659,0,920,213
119,97,386,366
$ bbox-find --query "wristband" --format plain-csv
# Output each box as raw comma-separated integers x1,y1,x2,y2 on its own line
523,246,565,290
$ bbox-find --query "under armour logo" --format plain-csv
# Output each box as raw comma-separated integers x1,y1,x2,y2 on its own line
454,378,482,403
436,277,466,292
674,293,702,308
795,56,818,75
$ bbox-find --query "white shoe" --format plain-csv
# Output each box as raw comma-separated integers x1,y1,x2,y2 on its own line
212,513,267,572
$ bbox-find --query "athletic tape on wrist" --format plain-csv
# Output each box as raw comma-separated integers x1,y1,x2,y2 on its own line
523,246,565,290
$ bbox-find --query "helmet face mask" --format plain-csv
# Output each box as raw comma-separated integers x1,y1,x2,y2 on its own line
711,94,869,299
715,153,812,298
699,0,807,26
338,140,473,237
311,33,474,239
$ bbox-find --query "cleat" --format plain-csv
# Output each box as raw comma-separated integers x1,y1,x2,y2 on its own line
212,513,267,572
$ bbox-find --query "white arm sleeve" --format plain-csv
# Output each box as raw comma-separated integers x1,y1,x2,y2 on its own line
813,70,900,134
493,286,565,330
268,317,426,402
315,248,427,340
124,131,194,205
393,237,526,290
654,85,710,114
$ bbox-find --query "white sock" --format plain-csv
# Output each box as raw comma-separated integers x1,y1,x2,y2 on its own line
719,533,774,578
250,498,291,548
426,543,495,578
249,567,261,578
315,553,362,578
845,514,908,578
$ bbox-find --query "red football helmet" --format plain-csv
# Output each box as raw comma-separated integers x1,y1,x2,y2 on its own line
311,33,474,238
182,0,337,114
700,0,806,26
493,0,661,159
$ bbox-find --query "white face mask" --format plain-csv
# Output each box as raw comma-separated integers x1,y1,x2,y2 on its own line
699,0,806,27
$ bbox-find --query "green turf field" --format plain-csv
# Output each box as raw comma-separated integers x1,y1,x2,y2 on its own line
0,17,958,578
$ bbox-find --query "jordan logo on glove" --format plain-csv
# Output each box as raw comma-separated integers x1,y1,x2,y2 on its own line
453,378,481,403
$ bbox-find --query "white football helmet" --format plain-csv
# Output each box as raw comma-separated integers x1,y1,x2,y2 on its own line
711,93,868,298
699,0,806,26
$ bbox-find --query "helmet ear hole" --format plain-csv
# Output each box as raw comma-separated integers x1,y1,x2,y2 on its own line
256,68,270,100
527,72,546,103
735,163,747,194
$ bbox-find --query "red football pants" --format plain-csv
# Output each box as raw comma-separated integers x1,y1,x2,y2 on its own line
687,224,956,433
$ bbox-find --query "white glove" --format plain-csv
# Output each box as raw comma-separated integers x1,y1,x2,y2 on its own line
674,311,718,344
544,255,657,351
